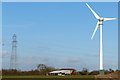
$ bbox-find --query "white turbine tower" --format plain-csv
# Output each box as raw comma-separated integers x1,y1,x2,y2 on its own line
86,3,116,75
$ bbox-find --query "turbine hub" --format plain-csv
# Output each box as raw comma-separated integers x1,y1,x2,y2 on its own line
99,18,104,21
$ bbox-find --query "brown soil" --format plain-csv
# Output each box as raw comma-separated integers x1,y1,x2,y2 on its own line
95,71,120,78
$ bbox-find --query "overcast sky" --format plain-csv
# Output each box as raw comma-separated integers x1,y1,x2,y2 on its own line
2,2,118,71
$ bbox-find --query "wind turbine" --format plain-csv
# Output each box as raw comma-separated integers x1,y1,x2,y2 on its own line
86,3,116,75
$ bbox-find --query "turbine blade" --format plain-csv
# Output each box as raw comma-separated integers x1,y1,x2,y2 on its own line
91,21,99,40
104,18,117,21
86,3,100,19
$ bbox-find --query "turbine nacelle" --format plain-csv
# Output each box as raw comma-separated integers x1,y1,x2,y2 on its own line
99,18,104,22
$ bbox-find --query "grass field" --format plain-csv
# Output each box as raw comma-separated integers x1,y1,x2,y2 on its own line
1,75,119,80
1,75,96,80
2,75,95,78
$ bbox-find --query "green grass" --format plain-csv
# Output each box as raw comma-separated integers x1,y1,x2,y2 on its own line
2,75,95,78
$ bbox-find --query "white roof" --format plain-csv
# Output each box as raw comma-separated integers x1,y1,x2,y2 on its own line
49,70,72,74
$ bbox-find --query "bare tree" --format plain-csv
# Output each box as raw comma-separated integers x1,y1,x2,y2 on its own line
37,64,47,71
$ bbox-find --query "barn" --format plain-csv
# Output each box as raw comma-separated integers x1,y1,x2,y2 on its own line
49,69,77,75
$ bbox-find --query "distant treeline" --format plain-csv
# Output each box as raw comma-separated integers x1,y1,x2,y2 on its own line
2,69,117,76
2,64,118,76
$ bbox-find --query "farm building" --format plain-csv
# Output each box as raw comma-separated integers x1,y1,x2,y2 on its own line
49,69,77,75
